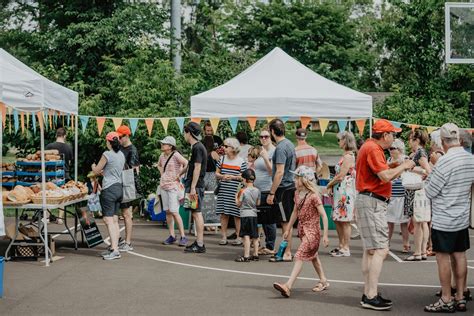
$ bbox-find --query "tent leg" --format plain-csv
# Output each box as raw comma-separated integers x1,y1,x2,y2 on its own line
0,108,4,237
74,114,78,182
40,110,50,266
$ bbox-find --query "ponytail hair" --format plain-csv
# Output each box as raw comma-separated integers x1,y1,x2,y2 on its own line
110,138,121,153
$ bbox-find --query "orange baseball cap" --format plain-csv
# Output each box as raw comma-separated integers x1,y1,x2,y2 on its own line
117,125,131,136
372,119,402,133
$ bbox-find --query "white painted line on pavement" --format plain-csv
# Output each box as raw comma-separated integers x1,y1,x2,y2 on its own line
52,225,80,239
103,226,126,245
388,250,403,263
127,250,473,289
468,266,474,270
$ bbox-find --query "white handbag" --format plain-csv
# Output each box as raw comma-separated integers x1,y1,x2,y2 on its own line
122,168,137,202
153,186,163,215
401,171,424,190
413,188,431,222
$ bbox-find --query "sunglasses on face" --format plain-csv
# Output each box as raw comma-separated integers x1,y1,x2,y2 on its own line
259,135,270,139
389,147,398,150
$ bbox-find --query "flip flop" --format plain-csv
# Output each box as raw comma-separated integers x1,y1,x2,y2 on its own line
312,281,330,292
273,282,290,298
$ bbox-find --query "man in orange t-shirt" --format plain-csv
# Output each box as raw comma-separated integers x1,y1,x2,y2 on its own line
356,119,415,311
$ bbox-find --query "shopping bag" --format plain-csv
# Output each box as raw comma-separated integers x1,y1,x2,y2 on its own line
87,193,102,213
122,168,137,202
413,188,431,222
401,171,423,190
153,186,163,215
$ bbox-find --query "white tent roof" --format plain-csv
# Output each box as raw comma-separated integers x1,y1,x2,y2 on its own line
191,47,372,119
0,48,78,114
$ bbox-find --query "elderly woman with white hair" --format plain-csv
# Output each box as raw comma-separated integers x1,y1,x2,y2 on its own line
429,129,445,166
387,139,410,252
215,137,248,246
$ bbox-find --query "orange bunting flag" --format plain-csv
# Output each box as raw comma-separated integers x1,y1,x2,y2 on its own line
247,117,258,131
319,119,330,136
300,116,311,129
0,103,6,130
20,112,25,134
145,118,154,136
96,117,106,136
355,119,366,136
191,117,201,124
112,118,123,131
209,117,220,132
36,112,44,131
49,111,53,130
159,118,170,133
410,124,420,131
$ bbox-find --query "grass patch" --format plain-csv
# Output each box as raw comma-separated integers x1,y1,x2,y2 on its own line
286,131,342,156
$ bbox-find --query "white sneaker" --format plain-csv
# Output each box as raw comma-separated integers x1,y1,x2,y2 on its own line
103,250,121,260
331,250,351,257
118,243,134,252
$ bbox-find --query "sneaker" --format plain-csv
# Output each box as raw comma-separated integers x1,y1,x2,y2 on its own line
118,237,125,247
100,246,112,257
361,295,392,311
178,237,188,247
163,235,177,245
232,239,243,246
331,250,350,257
184,241,206,253
103,250,121,261
227,232,237,240
361,294,392,305
329,248,339,254
119,243,134,252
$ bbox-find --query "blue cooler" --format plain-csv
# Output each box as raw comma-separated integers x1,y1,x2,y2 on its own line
147,198,167,222
0,256,4,298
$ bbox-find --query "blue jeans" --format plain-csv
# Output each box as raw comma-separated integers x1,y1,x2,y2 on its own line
263,223,277,250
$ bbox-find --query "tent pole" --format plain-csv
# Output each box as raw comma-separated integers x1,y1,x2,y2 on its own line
40,109,50,266
369,117,373,138
0,106,4,237
74,114,78,182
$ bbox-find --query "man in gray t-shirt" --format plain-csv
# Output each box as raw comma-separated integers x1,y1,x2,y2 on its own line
266,119,296,262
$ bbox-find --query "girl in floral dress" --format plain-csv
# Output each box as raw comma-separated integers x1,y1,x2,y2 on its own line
272,166,330,298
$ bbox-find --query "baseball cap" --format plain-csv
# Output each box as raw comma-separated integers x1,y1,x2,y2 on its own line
372,119,402,133
106,131,120,142
117,125,131,137
185,122,202,141
290,166,316,182
160,136,177,147
296,128,308,139
440,123,459,140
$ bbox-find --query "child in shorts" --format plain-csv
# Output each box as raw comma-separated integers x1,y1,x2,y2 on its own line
235,169,260,262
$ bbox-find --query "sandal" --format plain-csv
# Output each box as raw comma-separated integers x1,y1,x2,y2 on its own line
232,239,243,246
273,282,290,298
435,287,456,297
219,239,228,246
312,281,330,292
269,256,293,263
402,245,411,253
454,299,467,312
258,248,276,256
424,298,455,313
404,254,422,262
250,255,259,261
421,253,428,261
234,256,251,262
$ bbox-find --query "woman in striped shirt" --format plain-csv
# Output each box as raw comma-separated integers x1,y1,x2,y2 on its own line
216,138,248,246
387,139,410,253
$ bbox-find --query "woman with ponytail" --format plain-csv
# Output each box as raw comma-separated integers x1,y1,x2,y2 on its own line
92,131,126,260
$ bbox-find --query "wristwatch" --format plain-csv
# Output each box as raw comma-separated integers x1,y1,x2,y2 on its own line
269,192,275,196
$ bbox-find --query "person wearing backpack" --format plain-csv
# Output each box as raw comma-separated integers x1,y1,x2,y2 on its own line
158,136,188,246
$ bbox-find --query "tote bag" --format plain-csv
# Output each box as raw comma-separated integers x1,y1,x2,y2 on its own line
401,171,424,190
122,168,137,202
413,188,431,222
87,182,102,212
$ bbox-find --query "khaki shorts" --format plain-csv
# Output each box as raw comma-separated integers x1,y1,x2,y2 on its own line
356,194,389,250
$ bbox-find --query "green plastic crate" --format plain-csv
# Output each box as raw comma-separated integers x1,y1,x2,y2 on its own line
321,205,336,230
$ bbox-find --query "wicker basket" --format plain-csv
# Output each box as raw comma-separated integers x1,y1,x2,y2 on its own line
31,196,65,205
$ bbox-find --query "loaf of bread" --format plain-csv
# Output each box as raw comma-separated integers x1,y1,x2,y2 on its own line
46,182,58,190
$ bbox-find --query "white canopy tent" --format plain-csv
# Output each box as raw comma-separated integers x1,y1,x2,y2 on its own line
0,48,79,266
191,47,372,119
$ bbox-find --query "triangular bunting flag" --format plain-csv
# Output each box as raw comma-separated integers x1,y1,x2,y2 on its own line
247,117,257,131
160,118,170,133
0,103,6,130
71,115,75,130
410,124,420,131
20,112,25,134
266,117,276,123
54,111,58,125
145,118,154,136
337,120,348,132
426,126,437,134
8,107,12,133
49,111,53,130
391,121,402,129
32,112,36,134
13,109,19,133
26,112,30,132
209,117,220,132
129,118,139,135
175,118,185,133
112,117,123,131
80,116,89,133
280,116,289,123
228,117,239,133
191,117,201,124
36,112,44,131
319,119,330,136
355,119,366,136
300,117,311,129
66,113,70,127
96,117,106,136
